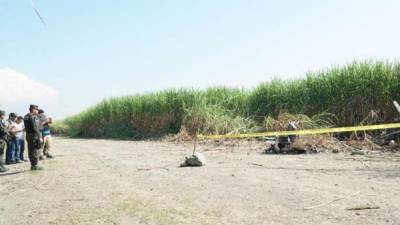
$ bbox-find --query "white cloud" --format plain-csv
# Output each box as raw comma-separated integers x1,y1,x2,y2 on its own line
0,67,58,104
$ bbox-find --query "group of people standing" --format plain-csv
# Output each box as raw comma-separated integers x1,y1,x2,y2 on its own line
0,104,53,172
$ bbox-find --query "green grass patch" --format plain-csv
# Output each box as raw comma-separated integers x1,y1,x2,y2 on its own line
59,60,400,139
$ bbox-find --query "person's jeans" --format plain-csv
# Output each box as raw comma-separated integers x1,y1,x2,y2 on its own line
6,138,19,162
17,138,25,161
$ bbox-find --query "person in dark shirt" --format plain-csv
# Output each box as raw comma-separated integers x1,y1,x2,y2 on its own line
24,104,44,171
0,110,9,173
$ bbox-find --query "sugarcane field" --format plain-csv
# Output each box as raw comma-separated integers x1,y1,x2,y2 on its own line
1,1,400,225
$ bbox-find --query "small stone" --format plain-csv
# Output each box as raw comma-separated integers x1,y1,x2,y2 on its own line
180,152,206,167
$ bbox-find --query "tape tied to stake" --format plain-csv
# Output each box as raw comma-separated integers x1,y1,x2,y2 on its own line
198,123,400,139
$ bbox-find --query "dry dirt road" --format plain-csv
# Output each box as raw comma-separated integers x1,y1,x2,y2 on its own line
1,137,400,225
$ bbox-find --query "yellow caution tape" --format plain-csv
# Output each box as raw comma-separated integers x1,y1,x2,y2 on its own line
198,123,400,139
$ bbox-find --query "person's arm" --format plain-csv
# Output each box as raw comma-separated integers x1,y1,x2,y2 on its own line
7,122,14,130
12,124,21,133
41,115,48,126
8,124,17,136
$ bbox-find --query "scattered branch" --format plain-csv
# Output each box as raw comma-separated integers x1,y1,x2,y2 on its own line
346,205,380,211
302,191,361,210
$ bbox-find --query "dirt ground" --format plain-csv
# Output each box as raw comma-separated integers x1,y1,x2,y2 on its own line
1,137,400,225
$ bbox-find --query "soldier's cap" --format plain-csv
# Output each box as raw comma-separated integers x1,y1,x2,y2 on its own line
29,104,39,111
0,110,5,116
38,109,45,114
9,112,17,118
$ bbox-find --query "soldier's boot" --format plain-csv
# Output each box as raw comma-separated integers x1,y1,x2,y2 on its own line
31,165,44,171
0,164,9,173
45,154,54,159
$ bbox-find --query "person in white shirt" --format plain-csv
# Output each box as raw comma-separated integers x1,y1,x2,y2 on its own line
14,116,26,162
5,113,19,164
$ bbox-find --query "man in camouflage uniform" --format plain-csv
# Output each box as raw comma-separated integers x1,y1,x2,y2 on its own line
24,104,43,171
0,110,9,173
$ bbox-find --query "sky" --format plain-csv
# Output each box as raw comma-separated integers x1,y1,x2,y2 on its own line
1,0,400,119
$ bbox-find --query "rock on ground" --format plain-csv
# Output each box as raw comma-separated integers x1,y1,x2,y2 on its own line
180,152,206,167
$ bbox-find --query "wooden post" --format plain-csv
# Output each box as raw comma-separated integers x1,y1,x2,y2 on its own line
193,133,198,155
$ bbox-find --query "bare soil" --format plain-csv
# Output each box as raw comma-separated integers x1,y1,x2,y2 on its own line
1,137,400,225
